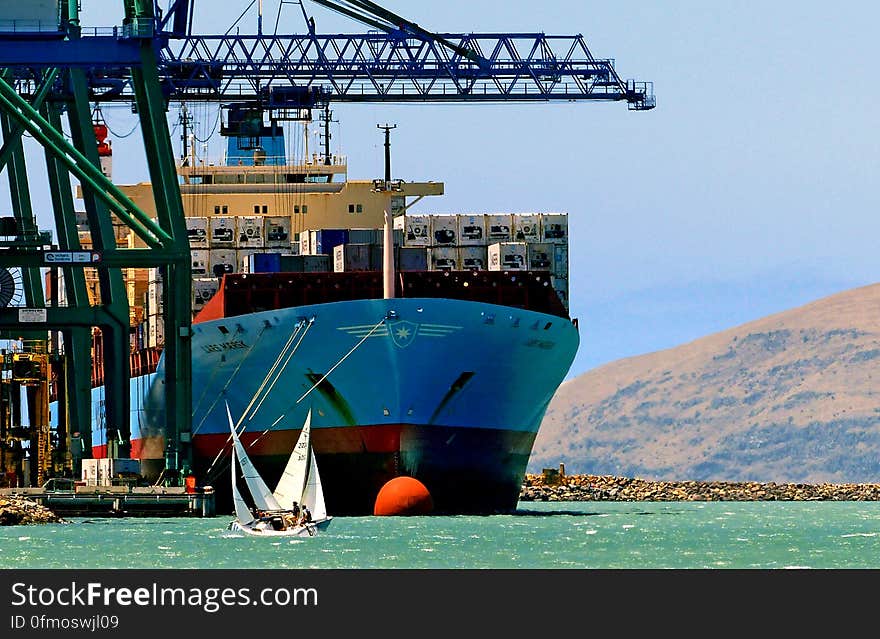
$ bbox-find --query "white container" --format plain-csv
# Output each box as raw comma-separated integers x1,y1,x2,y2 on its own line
430,215,457,246
458,246,488,271
488,242,528,271
210,248,237,277
457,214,486,246
527,243,553,271
485,214,514,242
552,276,569,310
186,216,209,248
237,248,260,273
430,246,459,271
148,317,165,348
264,216,292,248
552,244,569,277
394,214,431,246
334,243,371,272
81,459,98,485
513,214,542,242
190,249,209,277
147,278,163,315
298,230,312,255
192,277,220,309
540,213,568,244
236,216,265,248
209,215,236,247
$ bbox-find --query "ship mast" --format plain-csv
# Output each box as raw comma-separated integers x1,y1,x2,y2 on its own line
377,124,397,299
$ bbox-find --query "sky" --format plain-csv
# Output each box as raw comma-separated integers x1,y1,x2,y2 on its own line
10,1,880,380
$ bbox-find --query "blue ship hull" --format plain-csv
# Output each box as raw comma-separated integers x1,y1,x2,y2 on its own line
76,297,579,514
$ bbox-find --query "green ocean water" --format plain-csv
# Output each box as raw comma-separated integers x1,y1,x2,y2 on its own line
2,501,880,569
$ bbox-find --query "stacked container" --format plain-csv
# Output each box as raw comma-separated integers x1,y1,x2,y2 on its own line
457,214,486,246
209,215,236,248
488,242,528,271
430,215,457,247
334,243,371,272
485,214,514,243
186,216,209,248
393,214,430,246
236,216,265,248
264,216,291,248
210,248,237,277
513,214,541,242
192,278,220,311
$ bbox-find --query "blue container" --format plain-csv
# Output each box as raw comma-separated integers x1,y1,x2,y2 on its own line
248,252,281,273
314,229,349,255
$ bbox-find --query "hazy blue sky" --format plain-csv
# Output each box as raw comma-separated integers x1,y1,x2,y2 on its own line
14,1,880,380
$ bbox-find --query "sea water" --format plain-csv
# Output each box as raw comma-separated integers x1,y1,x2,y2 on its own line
2,501,880,569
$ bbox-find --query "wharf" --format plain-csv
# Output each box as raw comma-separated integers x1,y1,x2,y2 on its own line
0,486,216,518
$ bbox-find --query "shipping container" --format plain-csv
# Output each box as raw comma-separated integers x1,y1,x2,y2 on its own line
485,214,514,242
398,246,429,272
209,215,236,247
313,229,349,255
457,214,486,246
302,254,331,272
237,248,260,273
458,246,488,271
430,246,459,271
147,278,163,315
540,213,568,243
552,276,569,310
192,277,220,309
264,215,291,248
147,317,165,348
247,252,282,273
334,243,371,272
299,229,312,255
369,244,399,271
513,214,542,243
390,195,406,216
190,249,209,276
488,242,528,271
430,215,457,246
236,216,265,248
553,244,569,277
527,243,553,271
393,214,431,246
279,254,304,272
186,216,209,248
348,228,378,244
210,248,237,277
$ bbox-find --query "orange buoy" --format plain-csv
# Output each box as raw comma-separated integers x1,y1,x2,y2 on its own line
373,476,434,516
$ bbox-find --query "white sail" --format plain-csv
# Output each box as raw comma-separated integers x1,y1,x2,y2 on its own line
226,402,282,512
230,445,255,525
272,409,312,510
301,448,327,521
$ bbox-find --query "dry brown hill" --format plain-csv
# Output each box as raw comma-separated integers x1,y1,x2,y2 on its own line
530,283,880,483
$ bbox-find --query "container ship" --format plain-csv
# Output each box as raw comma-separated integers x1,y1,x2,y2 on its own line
52,113,579,515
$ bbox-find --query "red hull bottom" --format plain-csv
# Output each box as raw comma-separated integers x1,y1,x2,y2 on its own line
115,424,537,516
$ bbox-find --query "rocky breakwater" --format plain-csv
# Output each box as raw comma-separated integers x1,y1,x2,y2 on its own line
0,496,65,525
520,474,880,502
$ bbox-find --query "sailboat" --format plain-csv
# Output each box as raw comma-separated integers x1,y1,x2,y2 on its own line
227,403,333,536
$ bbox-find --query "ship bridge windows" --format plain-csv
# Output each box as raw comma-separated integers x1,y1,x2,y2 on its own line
294,205,308,214
348,204,363,214
213,205,228,214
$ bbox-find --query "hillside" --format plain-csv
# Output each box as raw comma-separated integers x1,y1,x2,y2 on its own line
530,283,880,483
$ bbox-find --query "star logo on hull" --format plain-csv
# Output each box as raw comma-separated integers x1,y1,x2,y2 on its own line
389,321,419,348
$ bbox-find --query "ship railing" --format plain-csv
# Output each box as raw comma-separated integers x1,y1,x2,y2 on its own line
178,154,347,169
